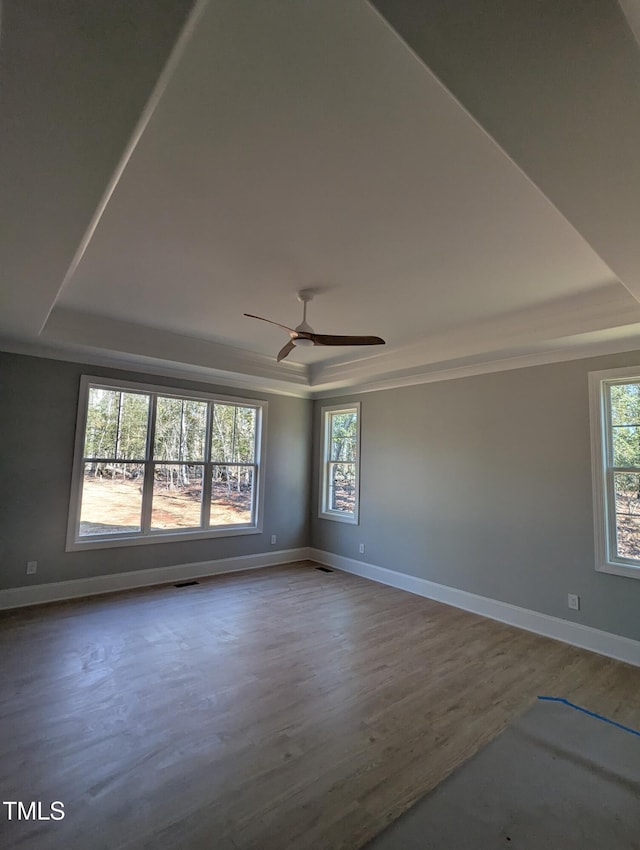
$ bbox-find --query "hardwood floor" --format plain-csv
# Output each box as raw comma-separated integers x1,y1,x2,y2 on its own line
1,561,638,850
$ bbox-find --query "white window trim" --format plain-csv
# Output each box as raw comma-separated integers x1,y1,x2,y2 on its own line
66,375,267,551
319,402,361,525
589,365,640,580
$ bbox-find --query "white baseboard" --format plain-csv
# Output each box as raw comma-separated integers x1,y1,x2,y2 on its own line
309,548,640,668
0,548,312,610
6,546,639,668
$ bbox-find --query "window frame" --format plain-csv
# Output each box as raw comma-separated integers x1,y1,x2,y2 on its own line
589,365,640,580
66,375,267,551
319,402,361,525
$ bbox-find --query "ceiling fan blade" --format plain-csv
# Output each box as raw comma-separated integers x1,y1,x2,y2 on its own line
276,340,296,362
244,313,297,334
309,334,386,346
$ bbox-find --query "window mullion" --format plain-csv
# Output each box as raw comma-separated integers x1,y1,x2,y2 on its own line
323,412,331,512
115,391,123,458
201,402,214,529
604,467,617,556
325,459,332,509
251,463,258,523
140,395,157,534
603,383,615,469
602,383,616,562
329,460,336,508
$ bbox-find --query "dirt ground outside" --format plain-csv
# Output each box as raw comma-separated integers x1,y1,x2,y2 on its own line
79,475,252,536
615,515,640,559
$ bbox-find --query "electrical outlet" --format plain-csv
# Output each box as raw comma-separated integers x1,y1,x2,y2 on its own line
568,593,580,611
358,543,365,554
26,561,38,575
270,534,277,545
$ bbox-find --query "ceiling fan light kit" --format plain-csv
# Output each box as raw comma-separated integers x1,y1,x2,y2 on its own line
244,290,385,362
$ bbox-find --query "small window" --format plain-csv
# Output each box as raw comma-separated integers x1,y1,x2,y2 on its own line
67,376,266,550
590,367,640,579
319,403,360,524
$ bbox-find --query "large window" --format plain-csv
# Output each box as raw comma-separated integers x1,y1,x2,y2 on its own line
590,367,640,579
67,376,266,550
319,403,360,524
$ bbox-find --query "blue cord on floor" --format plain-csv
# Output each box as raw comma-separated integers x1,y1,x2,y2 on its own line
537,695,640,738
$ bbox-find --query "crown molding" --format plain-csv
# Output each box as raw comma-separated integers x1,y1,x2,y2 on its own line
0,336,313,399
37,308,311,395
5,324,640,403
5,286,640,400
310,282,640,388
311,333,640,398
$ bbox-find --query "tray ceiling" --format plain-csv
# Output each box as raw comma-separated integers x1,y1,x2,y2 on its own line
2,0,640,395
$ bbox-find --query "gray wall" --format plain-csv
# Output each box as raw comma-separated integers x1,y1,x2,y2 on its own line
311,352,640,641
0,352,312,589
4,348,640,643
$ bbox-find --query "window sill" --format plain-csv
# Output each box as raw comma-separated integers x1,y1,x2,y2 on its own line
318,510,359,525
66,525,261,552
596,561,640,580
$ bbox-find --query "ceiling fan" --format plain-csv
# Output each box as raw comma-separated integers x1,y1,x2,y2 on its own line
244,290,386,362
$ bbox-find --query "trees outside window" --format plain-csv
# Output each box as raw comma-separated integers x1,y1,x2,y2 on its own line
67,376,265,550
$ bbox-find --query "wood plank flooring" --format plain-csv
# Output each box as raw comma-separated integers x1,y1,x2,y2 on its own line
0,561,638,849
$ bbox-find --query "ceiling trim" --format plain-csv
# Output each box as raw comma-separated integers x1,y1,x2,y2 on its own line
23,281,640,398
5,322,640,403
311,282,640,387
41,307,309,386
312,334,640,399
39,281,640,397
0,336,312,399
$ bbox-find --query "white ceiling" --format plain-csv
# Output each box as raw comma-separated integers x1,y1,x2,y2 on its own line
3,0,640,396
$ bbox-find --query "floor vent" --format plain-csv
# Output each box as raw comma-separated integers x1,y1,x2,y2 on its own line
174,580,200,588
315,566,333,573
